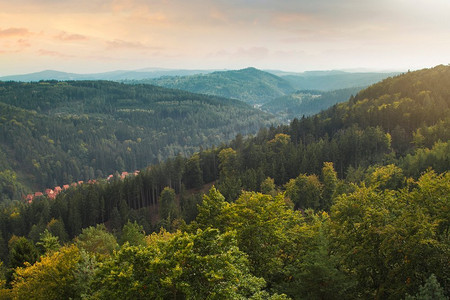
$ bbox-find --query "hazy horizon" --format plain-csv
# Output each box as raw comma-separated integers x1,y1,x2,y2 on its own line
0,65,408,78
1,0,449,76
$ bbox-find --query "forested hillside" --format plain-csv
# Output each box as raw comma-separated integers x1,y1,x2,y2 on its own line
0,65,448,299
262,87,363,122
282,70,400,91
0,81,276,197
138,67,295,104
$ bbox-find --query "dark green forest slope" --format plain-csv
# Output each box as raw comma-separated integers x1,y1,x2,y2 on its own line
0,65,448,300
138,67,295,104
0,81,276,196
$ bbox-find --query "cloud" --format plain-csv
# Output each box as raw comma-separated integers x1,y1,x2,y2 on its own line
55,31,88,41
38,49,75,58
210,47,269,60
0,27,30,37
106,39,162,51
17,39,31,48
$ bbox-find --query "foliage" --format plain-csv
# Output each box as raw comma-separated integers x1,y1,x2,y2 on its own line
0,80,275,191
194,185,229,231
36,229,60,254
11,245,82,300
285,173,323,210
119,221,146,247
0,65,448,299
260,177,277,196
330,168,449,299
8,237,38,270
75,224,118,256
158,187,179,228
92,228,272,299
405,274,448,300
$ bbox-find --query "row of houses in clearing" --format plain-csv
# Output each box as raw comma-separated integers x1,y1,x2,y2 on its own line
25,170,140,204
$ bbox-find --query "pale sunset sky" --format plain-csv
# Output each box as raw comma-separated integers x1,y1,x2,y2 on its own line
0,0,449,75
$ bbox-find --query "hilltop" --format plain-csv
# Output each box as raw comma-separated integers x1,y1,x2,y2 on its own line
281,70,400,91
140,67,295,104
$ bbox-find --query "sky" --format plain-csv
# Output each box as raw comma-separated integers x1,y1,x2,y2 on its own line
0,0,449,75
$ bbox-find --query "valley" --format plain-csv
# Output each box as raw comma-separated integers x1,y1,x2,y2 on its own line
0,65,448,299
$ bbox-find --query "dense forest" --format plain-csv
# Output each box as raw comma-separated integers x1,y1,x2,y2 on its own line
262,87,363,122
282,70,400,91
0,81,276,196
136,68,398,106
136,68,295,104
0,65,448,299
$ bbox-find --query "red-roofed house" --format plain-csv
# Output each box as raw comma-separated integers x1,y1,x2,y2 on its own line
54,186,62,193
34,192,43,197
63,184,70,190
26,194,34,203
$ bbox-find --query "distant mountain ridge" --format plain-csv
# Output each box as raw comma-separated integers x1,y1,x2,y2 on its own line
0,69,215,82
281,71,400,91
1,68,399,104
139,67,296,104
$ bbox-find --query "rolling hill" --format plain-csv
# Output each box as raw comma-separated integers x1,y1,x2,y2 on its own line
140,67,295,104
281,70,400,91
261,86,363,122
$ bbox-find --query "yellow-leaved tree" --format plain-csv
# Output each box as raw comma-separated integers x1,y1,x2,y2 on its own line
11,245,81,300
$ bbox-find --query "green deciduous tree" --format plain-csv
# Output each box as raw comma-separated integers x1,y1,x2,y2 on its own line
321,162,338,210
92,228,275,299
285,173,323,210
330,169,449,299
11,245,81,300
36,229,60,254
75,224,118,256
260,177,277,196
159,187,179,227
119,221,146,247
8,237,39,270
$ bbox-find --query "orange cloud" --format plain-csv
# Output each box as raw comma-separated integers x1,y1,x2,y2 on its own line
38,49,75,58
0,27,30,37
55,31,88,41
17,39,31,48
210,47,269,60
106,39,162,51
